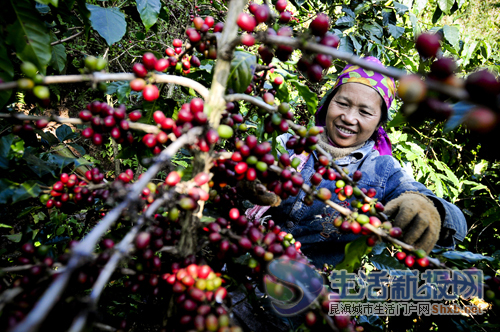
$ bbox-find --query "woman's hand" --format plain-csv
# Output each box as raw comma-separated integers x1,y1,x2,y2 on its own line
237,180,282,207
384,192,441,254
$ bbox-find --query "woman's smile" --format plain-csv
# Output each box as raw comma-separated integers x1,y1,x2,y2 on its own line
325,83,383,147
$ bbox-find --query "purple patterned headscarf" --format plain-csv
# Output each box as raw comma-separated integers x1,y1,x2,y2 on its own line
315,56,395,156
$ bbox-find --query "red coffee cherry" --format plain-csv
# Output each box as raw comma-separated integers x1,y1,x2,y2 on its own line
132,63,148,78
129,110,142,122
310,13,330,36
213,22,224,33
320,33,340,48
155,58,170,72
254,4,270,23
237,13,256,32
241,33,255,46
279,11,291,23
142,85,159,102
172,39,183,47
275,0,287,12
142,52,157,70
205,16,215,28
415,33,440,58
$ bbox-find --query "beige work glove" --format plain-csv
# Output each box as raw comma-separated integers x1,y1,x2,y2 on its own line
237,180,282,207
384,192,441,254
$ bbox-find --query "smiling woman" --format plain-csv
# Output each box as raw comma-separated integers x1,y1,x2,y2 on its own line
325,83,383,148
246,57,467,271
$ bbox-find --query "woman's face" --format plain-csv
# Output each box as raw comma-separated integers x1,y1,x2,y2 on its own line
325,83,383,148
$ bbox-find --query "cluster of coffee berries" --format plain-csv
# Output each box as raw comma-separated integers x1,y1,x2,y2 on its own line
2,243,56,328
79,101,137,145
220,102,247,131
162,263,239,331
484,275,500,308
208,208,306,276
45,170,107,208
294,14,340,83
262,101,294,134
211,135,277,186
396,249,430,268
304,290,355,330
17,62,50,105
130,52,171,101
12,118,49,137
182,16,223,61
285,125,323,154
264,154,305,200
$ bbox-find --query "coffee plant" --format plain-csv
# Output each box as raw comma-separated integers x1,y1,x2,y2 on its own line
1,0,500,331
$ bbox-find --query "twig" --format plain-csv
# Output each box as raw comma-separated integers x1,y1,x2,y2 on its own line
262,35,470,100
206,0,247,126
51,31,84,46
11,128,202,332
0,72,209,99
68,193,171,332
225,94,277,112
0,113,161,134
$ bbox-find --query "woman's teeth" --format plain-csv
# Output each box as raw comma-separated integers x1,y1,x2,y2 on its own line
337,126,355,134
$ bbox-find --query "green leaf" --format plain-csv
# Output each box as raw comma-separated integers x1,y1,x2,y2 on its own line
0,178,16,204
462,40,478,68
56,226,65,236
338,36,354,54
441,251,494,263
290,81,317,115
443,25,460,52
0,134,15,169
7,0,52,74
370,252,409,276
432,6,443,24
136,0,161,31
0,42,14,109
409,13,421,36
363,23,383,39
388,24,405,39
4,233,22,243
457,0,466,8
334,236,370,272
12,181,41,203
414,0,428,12
86,4,127,46
226,51,257,94
382,9,396,26
56,125,78,142
437,0,455,14
35,0,58,6
0,224,12,228
289,0,306,8
48,31,67,73
335,15,355,27
23,151,57,177
350,35,363,53
68,143,85,156
393,2,409,15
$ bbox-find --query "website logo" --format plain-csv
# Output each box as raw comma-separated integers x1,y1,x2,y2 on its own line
265,257,324,316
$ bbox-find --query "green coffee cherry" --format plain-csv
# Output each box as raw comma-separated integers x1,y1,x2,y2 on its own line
85,56,98,71
33,74,44,85
21,62,38,78
278,102,290,114
95,57,107,71
18,78,34,90
33,86,50,100
291,157,301,169
217,125,233,139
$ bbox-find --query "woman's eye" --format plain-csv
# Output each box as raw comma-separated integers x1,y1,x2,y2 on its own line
360,110,372,116
336,101,347,107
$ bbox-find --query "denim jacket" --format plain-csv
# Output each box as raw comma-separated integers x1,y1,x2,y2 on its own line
266,134,467,269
